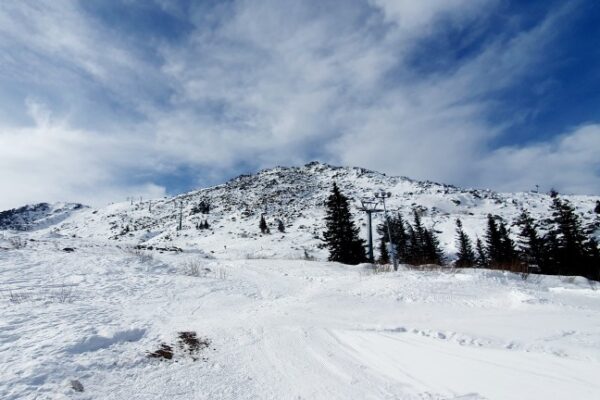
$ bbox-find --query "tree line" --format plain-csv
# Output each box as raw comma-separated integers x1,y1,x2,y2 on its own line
323,183,600,281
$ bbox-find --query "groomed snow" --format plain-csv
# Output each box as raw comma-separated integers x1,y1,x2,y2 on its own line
1,237,600,399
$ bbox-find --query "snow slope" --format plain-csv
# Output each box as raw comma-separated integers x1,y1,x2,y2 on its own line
6,162,597,261
1,237,600,399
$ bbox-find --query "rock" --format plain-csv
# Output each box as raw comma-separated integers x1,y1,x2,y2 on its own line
71,379,84,392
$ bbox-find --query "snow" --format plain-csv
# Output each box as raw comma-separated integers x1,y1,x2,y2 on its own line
7,162,594,263
2,236,600,399
1,163,599,398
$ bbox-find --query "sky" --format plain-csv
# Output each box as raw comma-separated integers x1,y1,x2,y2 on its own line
0,0,599,210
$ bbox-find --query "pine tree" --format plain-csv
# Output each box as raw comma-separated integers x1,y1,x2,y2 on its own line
455,219,475,268
584,237,600,281
595,200,600,214
515,210,544,270
323,183,367,265
378,237,390,264
497,221,516,265
259,215,269,234
277,219,285,233
548,196,589,277
423,228,444,265
410,210,427,264
376,214,408,263
484,214,503,268
475,237,487,267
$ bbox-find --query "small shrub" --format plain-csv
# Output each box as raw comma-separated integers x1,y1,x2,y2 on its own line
147,331,211,362
147,343,174,360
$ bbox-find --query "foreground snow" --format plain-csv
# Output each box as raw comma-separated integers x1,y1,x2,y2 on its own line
1,238,600,399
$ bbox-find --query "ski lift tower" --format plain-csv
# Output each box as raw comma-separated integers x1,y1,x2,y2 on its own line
358,198,383,263
375,190,398,271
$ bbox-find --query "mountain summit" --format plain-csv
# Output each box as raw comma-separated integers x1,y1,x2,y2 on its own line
2,162,598,260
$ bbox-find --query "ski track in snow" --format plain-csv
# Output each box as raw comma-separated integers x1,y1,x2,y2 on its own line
1,238,600,399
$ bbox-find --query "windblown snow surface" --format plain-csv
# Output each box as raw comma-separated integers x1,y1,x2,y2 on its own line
1,235,600,399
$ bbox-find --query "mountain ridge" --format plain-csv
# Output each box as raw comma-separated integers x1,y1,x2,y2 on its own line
2,162,599,261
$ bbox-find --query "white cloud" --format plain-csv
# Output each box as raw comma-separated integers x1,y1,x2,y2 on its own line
476,124,600,194
0,0,597,210
0,101,166,209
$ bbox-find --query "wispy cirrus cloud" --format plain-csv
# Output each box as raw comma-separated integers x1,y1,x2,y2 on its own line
0,0,597,210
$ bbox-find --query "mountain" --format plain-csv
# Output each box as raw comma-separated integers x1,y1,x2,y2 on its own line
2,162,599,260
0,202,87,231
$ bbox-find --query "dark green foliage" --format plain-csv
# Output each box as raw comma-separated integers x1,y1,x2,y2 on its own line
259,215,270,234
484,214,503,266
277,219,285,233
422,228,444,265
376,213,409,263
484,214,517,269
323,183,367,265
400,210,444,266
515,210,544,271
475,237,487,267
191,200,210,215
455,219,475,268
547,197,592,277
378,237,390,264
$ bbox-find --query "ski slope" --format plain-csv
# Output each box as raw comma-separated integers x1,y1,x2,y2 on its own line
1,236,600,399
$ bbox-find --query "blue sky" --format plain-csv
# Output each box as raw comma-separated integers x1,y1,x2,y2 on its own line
0,0,599,209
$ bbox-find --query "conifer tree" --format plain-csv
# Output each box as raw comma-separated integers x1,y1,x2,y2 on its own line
259,215,269,234
475,237,487,267
323,183,367,265
423,228,444,265
497,221,516,265
455,219,475,268
484,214,503,267
515,210,544,269
378,237,390,265
376,214,408,263
277,219,285,233
549,196,588,276
410,210,427,264
595,200,600,214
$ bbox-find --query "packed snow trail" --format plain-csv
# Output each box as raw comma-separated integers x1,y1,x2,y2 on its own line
1,238,600,399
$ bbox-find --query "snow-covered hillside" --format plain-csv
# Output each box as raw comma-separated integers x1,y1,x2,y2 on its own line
2,163,600,399
1,238,600,399
4,162,598,261
0,203,86,232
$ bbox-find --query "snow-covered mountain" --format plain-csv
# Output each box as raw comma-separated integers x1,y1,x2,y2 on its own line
0,202,87,231
2,162,599,260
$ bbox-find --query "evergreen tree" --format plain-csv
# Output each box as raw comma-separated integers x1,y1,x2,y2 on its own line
475,237,487,267
259,215,270,234
455,219,475,268
584,237,600,281
497,221,517,265
515,210,544,269
423,228,444,265
204,220,210,229
378,237,390,264
410,210,427,264
484,214,503,267
277,219,285,233
549,196,587,276
323,183,367,265
595,201,600,214
376,214,408,263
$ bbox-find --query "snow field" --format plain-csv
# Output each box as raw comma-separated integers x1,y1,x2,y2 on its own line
1,238,600,399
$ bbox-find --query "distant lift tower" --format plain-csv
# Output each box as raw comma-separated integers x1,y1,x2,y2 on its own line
358,199,383,263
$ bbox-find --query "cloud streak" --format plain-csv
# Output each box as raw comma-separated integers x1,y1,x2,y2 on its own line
0,0,597,209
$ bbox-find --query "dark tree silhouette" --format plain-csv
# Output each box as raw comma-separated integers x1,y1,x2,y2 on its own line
323,183,367,265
